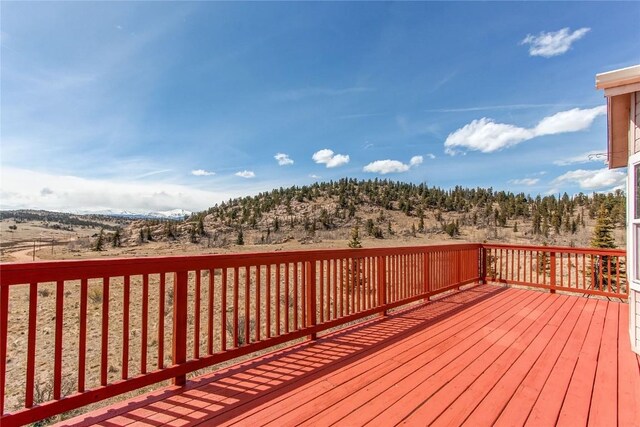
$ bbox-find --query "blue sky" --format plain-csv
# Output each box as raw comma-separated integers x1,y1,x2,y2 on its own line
1,2,639,213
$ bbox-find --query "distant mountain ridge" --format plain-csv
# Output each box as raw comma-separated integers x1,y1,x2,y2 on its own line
71,208,192,220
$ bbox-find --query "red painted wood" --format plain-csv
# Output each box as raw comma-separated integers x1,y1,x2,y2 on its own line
221,268,227,352
158,273,166,370
618,305,640,427
24,283,37,407
255,265,261,342
554,299,607,426
233,267,238,348
493,298,597,427
398,294,568,426
54,280,64,399
458,297,588,427
266,264,271,339
140,275,148,374
172,271,188,386
588,302,619,426
244,266,250,345
193,271,200,359
0,243,630,426
207,269,214,355
122,276,130,380
0,284,7,414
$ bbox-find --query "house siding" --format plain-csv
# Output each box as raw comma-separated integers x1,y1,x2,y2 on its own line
634,91,640,153
635,289,640,351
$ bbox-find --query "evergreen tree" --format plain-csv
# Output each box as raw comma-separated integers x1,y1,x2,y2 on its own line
236,228,244,245
591,206,617,290
112,228,122,247
348,225,362,248
591,206,616,249
94,228,105,251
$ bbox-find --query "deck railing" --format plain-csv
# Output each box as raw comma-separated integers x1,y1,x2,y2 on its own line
0,243,627,425
482,244,627,299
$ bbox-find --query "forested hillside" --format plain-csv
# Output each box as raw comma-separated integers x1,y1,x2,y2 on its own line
126,179,627,250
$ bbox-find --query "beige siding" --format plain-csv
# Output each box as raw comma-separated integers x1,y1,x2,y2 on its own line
634,290,640,352
635,91,640,153
633,91,640,154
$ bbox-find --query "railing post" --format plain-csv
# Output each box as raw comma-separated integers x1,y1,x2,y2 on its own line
480,246,487,284
306,260,317,340
172,270,188,386
423,251,430,300
377,256,387,316
550,251,556,294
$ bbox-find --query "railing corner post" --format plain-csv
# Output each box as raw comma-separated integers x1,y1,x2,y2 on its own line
550,251,557,294
172,270,188,386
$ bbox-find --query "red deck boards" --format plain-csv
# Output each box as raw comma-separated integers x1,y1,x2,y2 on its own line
55,285,640,427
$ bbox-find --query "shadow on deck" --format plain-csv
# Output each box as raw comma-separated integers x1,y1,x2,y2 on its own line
58,284,640,426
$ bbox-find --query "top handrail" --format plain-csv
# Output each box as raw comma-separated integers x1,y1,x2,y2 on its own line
480,242,625,255
0,243,481,286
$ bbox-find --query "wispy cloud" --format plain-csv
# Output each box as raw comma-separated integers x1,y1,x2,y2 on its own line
552,167,625,191
309,174,321,179
235,170,256,178
508,178,540,186
426,153,436,160
425,103,589,113
277,86,373,101
134,169,173,179
274,153,294,166
444,106,606,155
312,149,350,168
191,169,215,176
363,155,423,175
521,27,590,57
553,150,606,166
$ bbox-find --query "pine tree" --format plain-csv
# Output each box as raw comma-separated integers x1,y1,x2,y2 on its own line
591,206,617,290
513,222,518,232
591,206,616,249
348,225,362,248
94,228,105,251
236,228,244,245
112,228,122,247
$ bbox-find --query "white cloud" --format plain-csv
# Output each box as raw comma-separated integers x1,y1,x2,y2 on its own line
426,153,436,159
508,178,540,186
191,169,215,176
312,149,350,168
444,106,606,155
534,106,606,135
521,27,590,57
444,118,534,155
363,160,411,174
0,167,232,212
274,153,294,166
553,150,606,166
409,156,423,166
552,168,626,191
363,155,424,175
235,170,255,178
309,174,321,179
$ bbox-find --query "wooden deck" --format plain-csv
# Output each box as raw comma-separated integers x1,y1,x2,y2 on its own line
57,285,640,427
